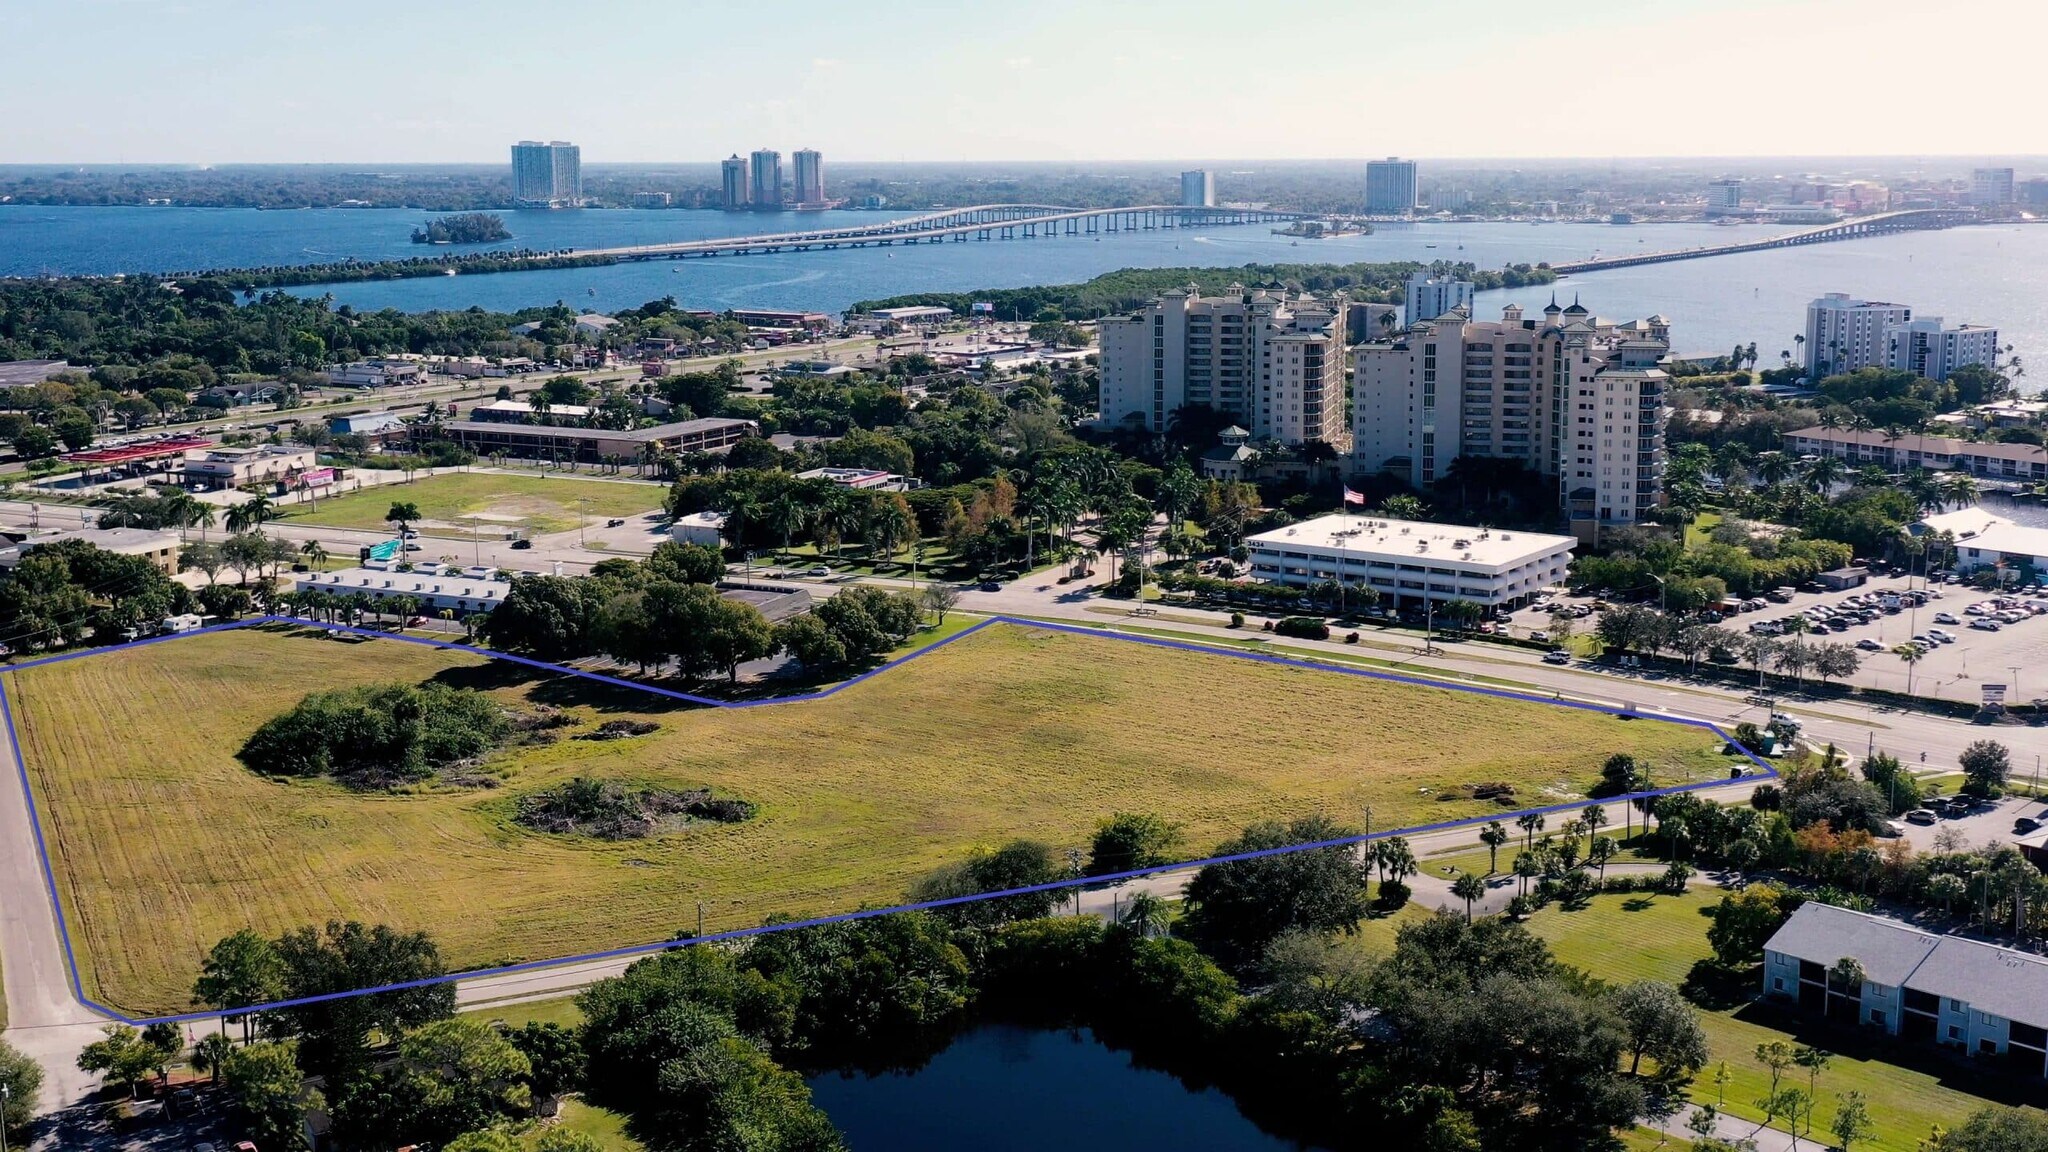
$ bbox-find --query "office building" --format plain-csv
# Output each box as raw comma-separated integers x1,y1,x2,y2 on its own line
1352,298,1671,539
326,359,424,388
1913,508,2048,575
510,141,581,207
1247,514,1573,610
1764,902,2048,1076
442,415,757,465
721,154,750,210
1707,178,1743,210
1885,317,2000,382
1970,167,2015,207
1365,157,1418,215
749,149,783,209
1803,293,1911,377
793,149,825,204
1404,271,1474,324
1180,169,1215,208
1098,285,1349,448
0,527,181,576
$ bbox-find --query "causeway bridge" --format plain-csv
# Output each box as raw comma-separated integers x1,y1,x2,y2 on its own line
575,203,1306,261
1550,208,1981,276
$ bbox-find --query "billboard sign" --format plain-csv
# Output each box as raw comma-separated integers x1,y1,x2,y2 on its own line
1983,683,2007,709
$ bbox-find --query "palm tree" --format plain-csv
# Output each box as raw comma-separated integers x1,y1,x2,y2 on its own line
764,494,811,558
1803,454,1847,495
1450,872,1486,923
1479,820,1510,874
1121,892,1169,938
1516,811,1546,851
1588,835,1619,880
1753,451,1796,488
1512,851,1540,899
1938,470,1979,511
192,1031,235,1085
1902,469,1945,516
299,539,327,570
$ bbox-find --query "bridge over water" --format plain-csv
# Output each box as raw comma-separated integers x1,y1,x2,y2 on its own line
1551,208,1981,276
569,203,1306,262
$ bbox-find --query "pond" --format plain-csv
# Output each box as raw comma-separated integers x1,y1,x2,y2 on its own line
804,1023,1327,1151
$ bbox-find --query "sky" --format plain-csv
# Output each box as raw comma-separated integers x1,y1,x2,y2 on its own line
3,0,2043,164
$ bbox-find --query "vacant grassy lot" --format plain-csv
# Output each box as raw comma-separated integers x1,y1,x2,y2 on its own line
1530,888,2031,1150
13,623,1731,1015
285,471,665,537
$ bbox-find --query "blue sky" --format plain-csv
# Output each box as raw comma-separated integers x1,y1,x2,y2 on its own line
3,0,2039,163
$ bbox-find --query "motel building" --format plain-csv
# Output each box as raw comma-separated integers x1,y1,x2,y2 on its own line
1245,513,1574,610
1763,902,2048,1077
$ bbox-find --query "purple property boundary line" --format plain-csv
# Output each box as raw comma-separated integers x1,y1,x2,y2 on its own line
0,612,1776,1026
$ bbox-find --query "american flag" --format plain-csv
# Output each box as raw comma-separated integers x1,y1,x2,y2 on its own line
1342,486,1366,506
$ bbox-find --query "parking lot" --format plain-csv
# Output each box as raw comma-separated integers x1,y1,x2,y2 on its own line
1515,572,2048,706
1892,792,2048,855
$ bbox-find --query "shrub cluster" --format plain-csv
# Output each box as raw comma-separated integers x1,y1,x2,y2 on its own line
515,776,755,840
238,683,511,789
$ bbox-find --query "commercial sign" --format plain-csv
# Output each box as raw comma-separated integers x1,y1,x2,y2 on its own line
1983,683,2008,709
295,467,336,490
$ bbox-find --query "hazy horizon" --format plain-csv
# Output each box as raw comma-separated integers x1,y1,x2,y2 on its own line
4,0,2041,165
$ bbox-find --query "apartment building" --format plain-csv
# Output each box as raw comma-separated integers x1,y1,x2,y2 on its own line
1885,317,2001,382
1782,427,2048,484
1352,298,1671,539
1365,157,1417,214
1097,285,1349,448
749,149,782,209
1764,902,2048,1077
720,155,750,209
793,149,825,204
1404,271,1474,324
1804,293,1911,377
1180,169,1215,207
1971,167,2015,207
510,141,581,207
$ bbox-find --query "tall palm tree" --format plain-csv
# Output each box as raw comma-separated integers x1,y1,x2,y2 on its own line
1752,451,1796,488
1938,470,1979,511
1516,811,1546,851
1450,872,1486,923
1803,454,1848,495
1479,820,1510,874
299,539,327,569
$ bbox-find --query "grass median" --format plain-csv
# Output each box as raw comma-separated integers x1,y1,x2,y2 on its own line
12,621,1734,1016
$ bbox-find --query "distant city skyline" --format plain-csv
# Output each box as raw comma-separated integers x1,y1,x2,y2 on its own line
2,0,2042,164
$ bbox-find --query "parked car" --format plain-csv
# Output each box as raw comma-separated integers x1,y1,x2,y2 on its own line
1935,612,1960,625
2016,817,2042,835
1530,630,1549,642
1855,638,1884,651
1970,618,2003,631
1904,809,1938,825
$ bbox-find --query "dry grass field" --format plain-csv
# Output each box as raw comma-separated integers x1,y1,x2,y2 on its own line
11,623,1734,1015
284,471,664,537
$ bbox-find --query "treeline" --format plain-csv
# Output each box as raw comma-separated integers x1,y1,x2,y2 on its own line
851,259,1557,319
195,249,618,291
477,542,928,681
0,538,194,653
238,682,512,789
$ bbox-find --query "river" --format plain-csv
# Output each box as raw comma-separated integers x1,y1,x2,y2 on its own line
3,205,2046,376
803,1023,1324,1152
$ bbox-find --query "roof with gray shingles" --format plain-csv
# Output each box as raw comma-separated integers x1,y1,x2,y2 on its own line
1910,939,2048,1029
1764,902,1939,988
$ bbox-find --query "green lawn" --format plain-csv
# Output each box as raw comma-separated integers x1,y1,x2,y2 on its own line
543,1100,646,1152
463,996,586,1031
1526,886,2035,1150
15,621,1732,1015
284,471,667,538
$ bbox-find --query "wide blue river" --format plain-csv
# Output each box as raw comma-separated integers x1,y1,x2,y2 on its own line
5,205,2047,369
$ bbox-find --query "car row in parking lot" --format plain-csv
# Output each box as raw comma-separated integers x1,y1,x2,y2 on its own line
1746,587,1935,637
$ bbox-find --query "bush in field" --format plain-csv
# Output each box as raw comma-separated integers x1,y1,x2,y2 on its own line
238,682,510,788
1274,616,1330,641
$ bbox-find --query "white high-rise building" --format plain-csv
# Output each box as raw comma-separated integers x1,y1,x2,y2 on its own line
510,141,581,207
1180,169,1215,208
1971,167,2015,207
1352,298,1671,540
1708,179,1743,210
1365,157,1418,215
1404,271,1474,324
720,155,750,210
1804,293,1911,377
749,149,783,209
793,149,825,204
1885,317,2001,382
1098,285,1349,448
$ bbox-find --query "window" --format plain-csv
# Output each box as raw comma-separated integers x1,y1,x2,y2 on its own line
1948,1025,1962,1040
1869,1009,1885,1026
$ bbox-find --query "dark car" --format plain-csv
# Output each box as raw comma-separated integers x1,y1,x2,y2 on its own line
606,518,626,527
979,581,1001,592
510,538,534,550
2016,817,2042,835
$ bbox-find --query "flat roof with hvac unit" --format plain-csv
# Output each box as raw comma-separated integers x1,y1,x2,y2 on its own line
1246,513,1575,607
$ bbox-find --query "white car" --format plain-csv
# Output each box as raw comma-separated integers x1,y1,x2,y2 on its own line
1970,618,2003,632
1543,650,1572,664
1934,612,1960,625
1965,604,1988,616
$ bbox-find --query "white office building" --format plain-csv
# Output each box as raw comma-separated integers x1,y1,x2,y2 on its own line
1971,167,2015,207
510,141,581,207
1365,157,1417,215
793,149,825,204
1404,271,1474,324
325,359,424,388
720,155,750,210
1098,285,1349,448
1353,298,1672,540
1804,293,1911,377
1247,514,1573,609
1885,317,2000,382
295,563,514,617
1707,178,1743,211
1180,169,1215,208
1764,902,2048,1076
749,149,783,208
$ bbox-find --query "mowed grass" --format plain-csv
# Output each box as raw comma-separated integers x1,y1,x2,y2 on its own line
285,471,665,537
13,623,1732,1015
1529,889,2031,1150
